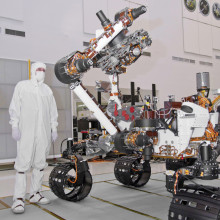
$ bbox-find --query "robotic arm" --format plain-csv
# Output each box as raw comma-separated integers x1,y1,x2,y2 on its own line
55,5,151,84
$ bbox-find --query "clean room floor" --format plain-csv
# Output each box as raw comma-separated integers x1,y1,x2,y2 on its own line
1,160,217,220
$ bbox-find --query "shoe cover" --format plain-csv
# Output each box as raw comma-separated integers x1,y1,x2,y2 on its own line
11,199,25,214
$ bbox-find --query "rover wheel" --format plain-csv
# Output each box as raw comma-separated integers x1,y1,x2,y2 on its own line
49,163,92,202
169,186,220,220
114,156,151,187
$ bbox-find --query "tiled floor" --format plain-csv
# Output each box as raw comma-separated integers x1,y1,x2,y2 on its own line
0,161,174,220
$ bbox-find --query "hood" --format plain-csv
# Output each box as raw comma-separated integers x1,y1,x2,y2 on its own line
31,62,46,85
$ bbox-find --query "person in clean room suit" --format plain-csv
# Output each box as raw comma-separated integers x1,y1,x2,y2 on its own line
9,62,58,214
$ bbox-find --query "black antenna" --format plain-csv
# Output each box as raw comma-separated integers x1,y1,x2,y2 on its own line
131,82,135,106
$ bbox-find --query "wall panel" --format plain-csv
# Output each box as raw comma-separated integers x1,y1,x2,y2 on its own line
0,0,24,21
0,135,7,159
199,22,213,56
212,26,220,50
183,18,199,54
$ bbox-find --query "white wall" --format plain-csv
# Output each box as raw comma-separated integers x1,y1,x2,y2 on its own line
0,0,220,107
0,0,85,62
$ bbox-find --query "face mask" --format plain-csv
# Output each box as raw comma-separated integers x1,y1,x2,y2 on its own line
35,71,45,82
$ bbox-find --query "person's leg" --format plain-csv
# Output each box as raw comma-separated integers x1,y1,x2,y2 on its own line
29,168,50,204
12,164,31,213
12,136,34,213
29,133,50,204
13,172,27,201
11,172,26,214
29,168,44,196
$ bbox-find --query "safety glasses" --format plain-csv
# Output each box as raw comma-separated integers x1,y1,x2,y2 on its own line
36,67,46,72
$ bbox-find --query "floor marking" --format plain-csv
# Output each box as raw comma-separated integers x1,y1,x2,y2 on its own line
92,172,114,176
151,171,165,174
93,179,116,184
104,179,116,182
91,195,161,220
26,199,65,220
0,195,12,200
0,200,10,209
105,181,172,198
98,178,166,183
150,178,165,182
42,184,50,189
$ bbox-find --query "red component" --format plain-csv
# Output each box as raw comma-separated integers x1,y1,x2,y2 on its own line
81,130,89,133
131,115,135,120
130,106,135,113
125,114,130,121
122,110,127,116
114,111,118,116
141,110,157,119
114,104,118,117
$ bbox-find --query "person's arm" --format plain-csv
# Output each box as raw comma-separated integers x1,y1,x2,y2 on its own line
9,83,22,128
50,94,58,132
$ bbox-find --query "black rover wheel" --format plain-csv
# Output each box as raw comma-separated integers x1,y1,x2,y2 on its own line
169,186,220,220
49,163,92,202
114,156,151,187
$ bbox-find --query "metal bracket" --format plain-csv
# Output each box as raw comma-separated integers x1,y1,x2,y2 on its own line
69,81,81,90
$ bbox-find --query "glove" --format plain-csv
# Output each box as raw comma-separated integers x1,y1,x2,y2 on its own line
12,127,21,141
52,131,58,142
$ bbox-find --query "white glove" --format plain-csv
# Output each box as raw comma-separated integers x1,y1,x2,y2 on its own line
52,131,58,142
12,127,21,141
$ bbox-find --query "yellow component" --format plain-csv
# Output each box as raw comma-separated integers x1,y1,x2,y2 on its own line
200,172,204,177
200,90,206,97
168,125,171,129
90,38,96,43
142,36,147,40
28,59,31,80
146,102,150,105
211,95,220,110
185,170,189,175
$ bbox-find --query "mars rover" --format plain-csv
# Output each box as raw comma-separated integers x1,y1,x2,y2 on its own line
49,5,220,219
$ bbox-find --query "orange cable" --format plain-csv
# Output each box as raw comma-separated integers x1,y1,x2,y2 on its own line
68,155,78,184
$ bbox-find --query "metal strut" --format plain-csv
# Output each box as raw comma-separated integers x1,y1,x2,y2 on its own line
70,81,120,135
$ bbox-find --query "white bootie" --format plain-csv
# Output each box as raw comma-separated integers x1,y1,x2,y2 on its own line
29,192,50,205
11,198,25,214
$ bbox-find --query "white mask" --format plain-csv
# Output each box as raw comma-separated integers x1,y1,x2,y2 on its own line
35,71,45,82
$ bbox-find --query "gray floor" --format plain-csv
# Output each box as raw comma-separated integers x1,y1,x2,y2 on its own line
1,166,220,220
0,171,171,220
